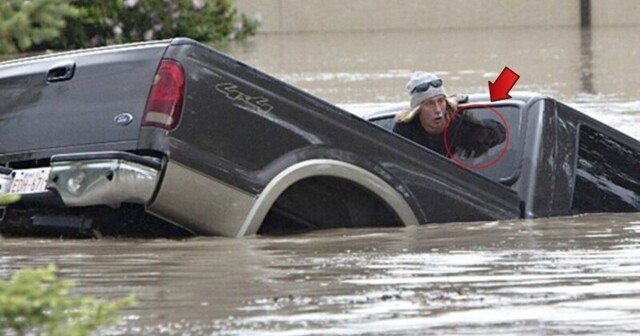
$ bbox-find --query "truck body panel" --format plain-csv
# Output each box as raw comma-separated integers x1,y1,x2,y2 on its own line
0,38,637,237
0,42,168,163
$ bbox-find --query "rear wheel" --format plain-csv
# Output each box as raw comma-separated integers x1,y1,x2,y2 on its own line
259,176,402,235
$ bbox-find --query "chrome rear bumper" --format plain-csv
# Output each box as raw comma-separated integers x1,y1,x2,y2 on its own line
1,152,162,208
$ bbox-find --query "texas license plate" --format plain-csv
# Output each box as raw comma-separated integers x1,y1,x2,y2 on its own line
9,168,52,194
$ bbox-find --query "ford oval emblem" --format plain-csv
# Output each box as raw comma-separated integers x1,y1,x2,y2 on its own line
114,113,134,126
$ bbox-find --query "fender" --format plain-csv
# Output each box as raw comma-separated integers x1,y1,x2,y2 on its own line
237,159,420,236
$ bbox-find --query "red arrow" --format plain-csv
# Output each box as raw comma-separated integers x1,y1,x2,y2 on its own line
488,66,520,102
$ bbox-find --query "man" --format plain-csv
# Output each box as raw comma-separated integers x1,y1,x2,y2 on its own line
393,72,505,158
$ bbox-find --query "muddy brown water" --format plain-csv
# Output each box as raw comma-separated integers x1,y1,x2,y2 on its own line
2,27,640,335
3,214,640,335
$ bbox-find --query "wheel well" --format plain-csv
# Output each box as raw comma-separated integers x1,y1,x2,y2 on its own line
258,176,403,235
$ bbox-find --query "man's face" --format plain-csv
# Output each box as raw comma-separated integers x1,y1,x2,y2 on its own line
418,95,447,135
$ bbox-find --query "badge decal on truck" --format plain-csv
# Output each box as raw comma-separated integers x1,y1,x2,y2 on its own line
114,113,134,126
215,83,274,113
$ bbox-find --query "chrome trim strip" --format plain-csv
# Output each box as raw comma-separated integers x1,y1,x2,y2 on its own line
51,151,162,170
238,159,419,237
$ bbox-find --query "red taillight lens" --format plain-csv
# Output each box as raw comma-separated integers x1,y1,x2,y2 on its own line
142,59,184,130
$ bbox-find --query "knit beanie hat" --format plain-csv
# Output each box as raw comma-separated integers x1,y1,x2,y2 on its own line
407,72,447,109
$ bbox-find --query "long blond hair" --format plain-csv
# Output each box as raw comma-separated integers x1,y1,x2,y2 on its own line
394,96,458,123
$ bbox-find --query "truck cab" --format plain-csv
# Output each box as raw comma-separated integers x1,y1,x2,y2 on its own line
365,93,640,218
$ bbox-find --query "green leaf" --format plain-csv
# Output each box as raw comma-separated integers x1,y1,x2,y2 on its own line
0,264,135,335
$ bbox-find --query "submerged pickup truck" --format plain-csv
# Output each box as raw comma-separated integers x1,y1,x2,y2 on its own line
0,38,638,237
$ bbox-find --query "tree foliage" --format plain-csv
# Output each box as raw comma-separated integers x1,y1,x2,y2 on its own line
0,0,77,53
115,0,259,43
0,264,135,336
0,0,259,54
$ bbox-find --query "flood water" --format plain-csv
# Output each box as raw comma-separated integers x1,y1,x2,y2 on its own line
221,26,640,139
3,27,640,335
3,214,640,335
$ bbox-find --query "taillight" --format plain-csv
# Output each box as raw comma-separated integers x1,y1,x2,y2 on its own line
142,59,184,130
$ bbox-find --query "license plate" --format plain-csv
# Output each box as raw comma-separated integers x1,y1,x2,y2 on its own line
9,168,52,194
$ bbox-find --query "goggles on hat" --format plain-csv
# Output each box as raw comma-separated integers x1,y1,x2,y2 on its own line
410,79,443,94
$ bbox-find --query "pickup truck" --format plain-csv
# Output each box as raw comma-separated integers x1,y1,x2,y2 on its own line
0,38,638,237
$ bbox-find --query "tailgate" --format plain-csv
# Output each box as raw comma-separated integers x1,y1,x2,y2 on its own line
0,42,169,159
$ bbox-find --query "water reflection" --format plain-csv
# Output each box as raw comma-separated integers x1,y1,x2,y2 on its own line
580,28,595,94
